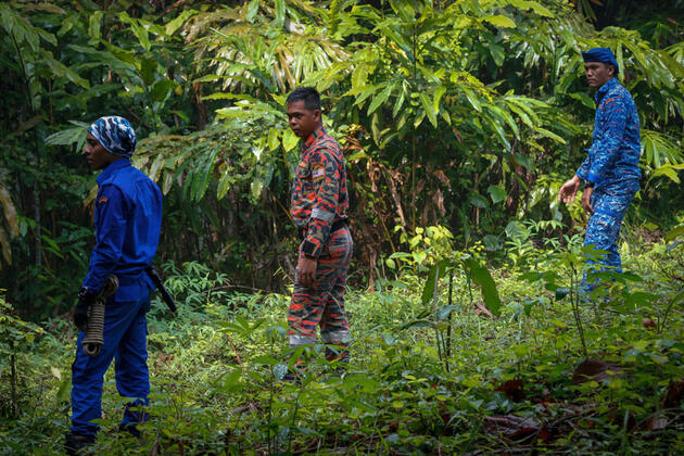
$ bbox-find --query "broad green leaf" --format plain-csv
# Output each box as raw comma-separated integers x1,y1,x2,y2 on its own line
421,262,444,306
433,85,446,115
568,92,595,110
45,121,90,150
390,0,415,23
534,126,566,144
251,178,265,201
488,185,506,204
88,11,103,43
505,220,529,241
505,101,535,129
267,128,280,151
216,169,234,200
150,80,176,102
665,225,684,242
119,12,151,50
392,88,406,118
463,258,501,317
488,105,519,138
149,154,165,182
140,57,157,86
651,164,682,183
484,114,510,149
162,171,174,195
462,87,482,112
488,41,505,66
165,9,197,36
419,92,438,128
43,53,90,88
368,84,394,115
483,15,516,29
282,128,299,152
468,193,489,209
191,147,220,202
509,0,554,17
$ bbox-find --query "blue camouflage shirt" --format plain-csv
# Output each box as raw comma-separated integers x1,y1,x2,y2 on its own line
83,159,162,295
576,77,641,189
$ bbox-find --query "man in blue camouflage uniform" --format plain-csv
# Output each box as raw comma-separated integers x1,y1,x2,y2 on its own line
559,48,641,290
65,116,162,454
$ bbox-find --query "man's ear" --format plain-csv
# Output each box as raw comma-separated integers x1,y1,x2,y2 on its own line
608,64,615,77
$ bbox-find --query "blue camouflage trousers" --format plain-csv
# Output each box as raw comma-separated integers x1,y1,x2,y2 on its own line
582,179,639,289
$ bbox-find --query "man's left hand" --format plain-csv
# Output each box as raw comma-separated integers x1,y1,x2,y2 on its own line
74,288,96,331
582,186,594,214
297,254,318,288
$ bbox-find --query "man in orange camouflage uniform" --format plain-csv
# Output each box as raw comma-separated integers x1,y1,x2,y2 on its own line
286,87,352,363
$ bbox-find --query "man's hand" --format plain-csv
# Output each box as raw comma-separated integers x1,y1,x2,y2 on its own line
559,175,581,204
297,254,318,289
582,186,594,214
74,288,96,331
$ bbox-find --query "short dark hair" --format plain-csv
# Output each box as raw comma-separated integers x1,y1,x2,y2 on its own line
286,87,321,111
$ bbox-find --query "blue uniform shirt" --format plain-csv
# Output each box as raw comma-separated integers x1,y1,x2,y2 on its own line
83,159,162,294
576,77,641,189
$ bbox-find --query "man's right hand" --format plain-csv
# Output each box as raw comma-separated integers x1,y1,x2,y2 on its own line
74,288,96,331
559,175,581,204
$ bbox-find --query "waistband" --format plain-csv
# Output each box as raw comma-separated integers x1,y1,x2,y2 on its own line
115,271,151,286
299,219,348,239
331,219,348,232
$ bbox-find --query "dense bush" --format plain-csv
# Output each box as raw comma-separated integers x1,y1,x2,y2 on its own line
0,2,682,453
1,227,683,454
1,0,682,315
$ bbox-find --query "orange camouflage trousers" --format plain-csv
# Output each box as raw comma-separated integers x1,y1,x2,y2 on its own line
288,226,353,346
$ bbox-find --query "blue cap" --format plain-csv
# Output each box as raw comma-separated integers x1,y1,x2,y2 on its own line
87,116,137,159
581,47,619,74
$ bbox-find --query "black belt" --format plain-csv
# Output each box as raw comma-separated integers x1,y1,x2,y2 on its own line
331,219,348,232
299,219,348,239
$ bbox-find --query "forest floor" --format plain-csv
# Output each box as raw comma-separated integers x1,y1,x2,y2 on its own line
1,234,683,455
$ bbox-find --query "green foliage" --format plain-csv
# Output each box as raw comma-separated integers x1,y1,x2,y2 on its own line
0,292,45,418
0,0,682,452
1,0,683,313
1,233,683,454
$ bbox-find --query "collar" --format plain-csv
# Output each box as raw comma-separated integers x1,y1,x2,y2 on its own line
302,126,327,151
595,77,618,104
97,158,131,184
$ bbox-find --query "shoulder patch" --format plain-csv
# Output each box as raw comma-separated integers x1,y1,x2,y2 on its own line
97,195,109,205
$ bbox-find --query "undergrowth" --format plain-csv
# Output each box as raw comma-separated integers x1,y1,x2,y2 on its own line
1,227,682,455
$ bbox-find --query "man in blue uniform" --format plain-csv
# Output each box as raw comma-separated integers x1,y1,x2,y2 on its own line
559,48,641,290
65,116,162,454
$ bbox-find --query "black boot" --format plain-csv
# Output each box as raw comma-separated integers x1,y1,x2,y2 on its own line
64,432,95,455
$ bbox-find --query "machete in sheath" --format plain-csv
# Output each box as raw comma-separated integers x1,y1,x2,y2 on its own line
145,266,177,313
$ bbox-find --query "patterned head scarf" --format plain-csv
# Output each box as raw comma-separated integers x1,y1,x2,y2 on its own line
581,47,619,74
87,116,137,159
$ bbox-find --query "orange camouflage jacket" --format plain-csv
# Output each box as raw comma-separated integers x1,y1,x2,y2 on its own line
291,127,349,258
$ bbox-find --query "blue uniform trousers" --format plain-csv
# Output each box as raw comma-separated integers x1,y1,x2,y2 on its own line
582,180,639,289
70,284,150,437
